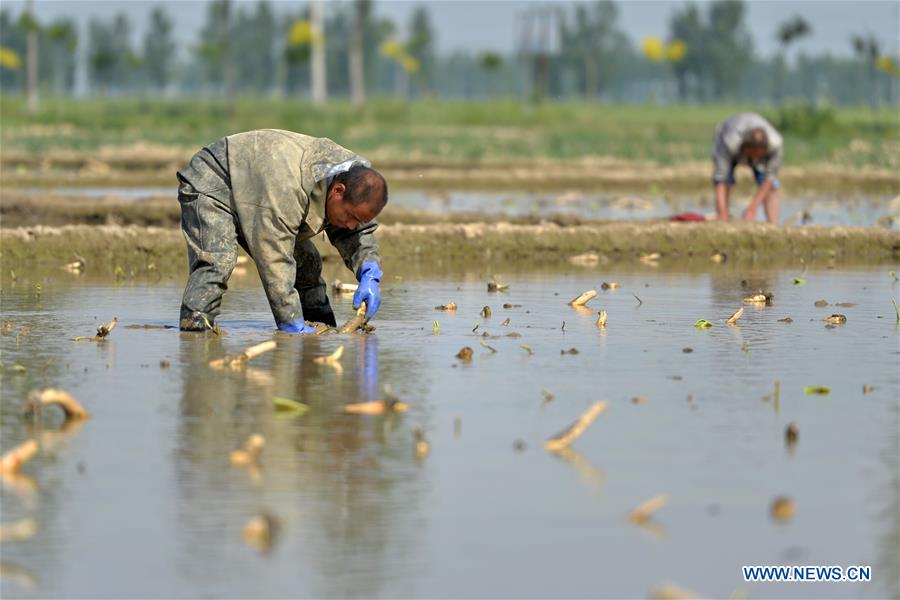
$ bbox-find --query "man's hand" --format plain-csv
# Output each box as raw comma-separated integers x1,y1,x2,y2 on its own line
353,261,382,318
277,320,317,334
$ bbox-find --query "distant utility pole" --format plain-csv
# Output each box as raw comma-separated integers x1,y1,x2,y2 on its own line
26,0,38,113
310,0,327,104
223,0,234,103
348,0,366,107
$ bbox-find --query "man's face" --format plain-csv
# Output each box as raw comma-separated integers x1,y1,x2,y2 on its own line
742,145,768,162
325,182,380,230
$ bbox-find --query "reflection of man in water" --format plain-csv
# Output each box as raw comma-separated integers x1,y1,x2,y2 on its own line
176,130,387,333
712,113,783,224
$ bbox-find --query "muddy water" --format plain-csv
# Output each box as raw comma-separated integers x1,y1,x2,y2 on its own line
1,265,898,598
19,186,899,227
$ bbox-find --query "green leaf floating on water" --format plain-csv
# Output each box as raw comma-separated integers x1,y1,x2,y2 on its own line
803,386,831,395
792,278,807,285
694,319,713,328
272,396,309,415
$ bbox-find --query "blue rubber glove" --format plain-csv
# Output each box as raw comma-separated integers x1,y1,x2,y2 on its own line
353,261,382,318
277,320,317,334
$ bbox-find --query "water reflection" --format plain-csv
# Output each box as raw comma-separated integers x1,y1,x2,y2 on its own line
173,333,428,597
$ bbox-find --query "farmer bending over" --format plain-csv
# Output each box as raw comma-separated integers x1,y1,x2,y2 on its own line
712,112,783,224
176,129,386,333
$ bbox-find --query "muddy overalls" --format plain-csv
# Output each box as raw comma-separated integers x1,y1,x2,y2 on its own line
176,129,381,331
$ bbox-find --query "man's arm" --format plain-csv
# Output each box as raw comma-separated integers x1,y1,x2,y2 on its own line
742,178,774,221
325,220,381,277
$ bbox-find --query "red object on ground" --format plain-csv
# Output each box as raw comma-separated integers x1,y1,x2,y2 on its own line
670,212,707,222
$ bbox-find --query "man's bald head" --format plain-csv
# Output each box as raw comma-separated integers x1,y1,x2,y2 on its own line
333,166,388,211
741,128,769,161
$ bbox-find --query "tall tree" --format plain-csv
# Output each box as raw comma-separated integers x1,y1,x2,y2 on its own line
233,1,276,93
669,4,704,100
196,0,232,96
561,1,628,98
405,6,434,95
143,7,175,93
40,18,77,95
668,0,752,101
705,0,753,99
773,15,811,104
87,13,133,94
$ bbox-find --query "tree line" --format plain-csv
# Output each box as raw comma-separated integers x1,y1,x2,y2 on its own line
0,0,896,108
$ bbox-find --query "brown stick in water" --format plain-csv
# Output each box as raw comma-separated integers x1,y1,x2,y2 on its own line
337,302,368,334
544,401,608,451
209,340,277,369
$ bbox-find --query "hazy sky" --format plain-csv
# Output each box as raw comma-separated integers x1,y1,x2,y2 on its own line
4,0,899,59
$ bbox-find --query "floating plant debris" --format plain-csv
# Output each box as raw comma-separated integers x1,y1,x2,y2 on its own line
242,513,279,553
331,279,358,294
694,319,713,329
210,340,276,369
502,303,522,309
823,314,847,324
64,255,86,274
803,386,831,395
627,493,669,524
230,434,265,466
272,396,309,415
336,303,369,334
24,389,90,421
72,317,118,342
0,519,36,543
560,348,579,355
770,496,795,522
743,292,774,305
456,346,474,361
501,318,510,327
479,340,497,353
520,344,534,355
596,310,607,328
785,422,799,447
487,281,509,293
435,302,458,311
792,278,807,286
313,345,344,366
414,429,430,459
544,401,607,451
569,290,597,306
726,307,743,325
814,299,828,308
600,282,621,291
0,440,38,475
480,306,492,318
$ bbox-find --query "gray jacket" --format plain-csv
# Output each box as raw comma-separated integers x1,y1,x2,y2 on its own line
180,129,381,324
712,113,783,182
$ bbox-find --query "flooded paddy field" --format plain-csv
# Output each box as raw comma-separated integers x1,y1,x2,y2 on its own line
1,262,898,598
6,186,899,228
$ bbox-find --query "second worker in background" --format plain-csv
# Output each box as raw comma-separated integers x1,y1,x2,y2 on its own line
712,112,783,224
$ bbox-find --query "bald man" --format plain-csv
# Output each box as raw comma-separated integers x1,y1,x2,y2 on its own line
176,130,387,333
